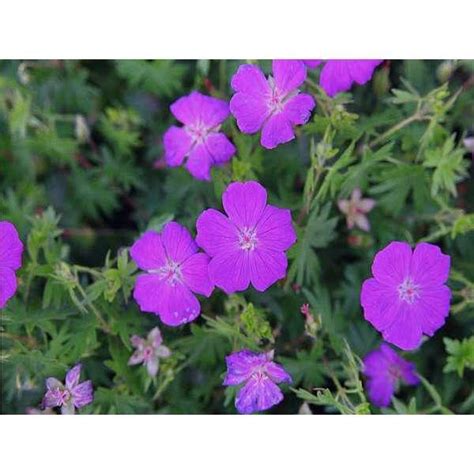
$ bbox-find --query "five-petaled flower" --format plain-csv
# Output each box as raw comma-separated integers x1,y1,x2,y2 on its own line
363,343,419,407
162,91,236,181
128,327,171,377
230,60,315,149
338,188,376,232
0,221,24,309
223,349,292,414
196,181,297,294
305,60,383,97
42,364,93,414
131,221,214,326
361,242,451,350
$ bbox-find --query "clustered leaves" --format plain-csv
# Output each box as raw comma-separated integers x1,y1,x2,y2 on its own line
1,59,473,414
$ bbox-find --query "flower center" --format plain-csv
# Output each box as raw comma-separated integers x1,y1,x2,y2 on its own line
238,227,258,251
142,346,154,362
268,89,285,113
53,388,71,406
152,260,183,286
388,364,402,382
186,122,209,145
397,277,420,304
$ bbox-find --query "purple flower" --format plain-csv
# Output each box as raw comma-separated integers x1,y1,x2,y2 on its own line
363,343,420,407
361,242,451,350
196,181,297,293
162,91,236,181
128,327,171,377
130,221,214,326
223,350,292,414
229,60,315,149
42,364,93,414
338,188,376,232
305,60,382,97
0,221,24,309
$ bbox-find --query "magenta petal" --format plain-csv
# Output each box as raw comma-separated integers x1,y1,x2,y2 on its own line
415,285,451,336
185,143,213,181
260,112,295,149
156,283,201,326
320,61,354,97
282,93,315,125
133,274,163,314
256,205,296,251
248,247,288,292
208,250,250,294
197,94,230,129
71,380,93,408
163,126,192,167
0,221,24,271
222,181,267,228
410,243,450,287
230,92,270,134
196,209,238,257
303,60,322,69
235,376,283,414
205,132,236,164
0,266,17,309
161,222,198,264
223,350,265,386
348,60,382,85
366,375,394,408
272,60,307,95
360,278,399,331
266,362,292,384
170,91,203,126
382,305,423,351
181,252,213,297
231,64,271,97
371,241,412,286
65,364,82,390
130,231,166,271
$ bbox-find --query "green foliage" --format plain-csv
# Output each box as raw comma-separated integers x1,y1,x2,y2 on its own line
443,337,474,377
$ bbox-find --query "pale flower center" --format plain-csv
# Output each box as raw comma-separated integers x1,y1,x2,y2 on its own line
186,122,209,145
142,346,154,362
151,260,183,286
397,277,420,304
238,227,258,251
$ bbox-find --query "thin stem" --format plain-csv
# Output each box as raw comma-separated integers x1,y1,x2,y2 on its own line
368,113,427,148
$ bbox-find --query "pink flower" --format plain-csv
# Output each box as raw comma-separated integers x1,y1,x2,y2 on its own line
338,188,376,232
361,242,451,350
0,221,24,308
229,61,315,149
196,181,297,293
130,221,214,326
42,364,93,414
162,91,236,181
128,327,171,377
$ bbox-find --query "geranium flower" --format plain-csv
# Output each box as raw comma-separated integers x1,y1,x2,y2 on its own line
223,350,292,414
128,327,171,377
229,60,315,149
130,221,213,326
195,181,296,293
305,60,382,97
338,188,376,231
363,343,419,407
0,221,24,309
361,242,451,350
162,91,236,180
42,364,93,414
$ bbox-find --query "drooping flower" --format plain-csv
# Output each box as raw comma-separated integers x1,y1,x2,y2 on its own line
305,60,383,97
42,364,93,414
363,343,419,407
162,91,236,181
337,188,376,232
229,60,315,149
223,350,292,414
361,242,451,350
130,221,213,326
0,221,24,309
128,327,171,377
196,181,297,294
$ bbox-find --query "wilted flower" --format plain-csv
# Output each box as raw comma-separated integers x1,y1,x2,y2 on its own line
230,60,315,149
363,343,419,407
196,181,297,293
128,327,171,377
361,242,451,350
0,221,24,309
26,407,55,415
42,364,93,414
162,91,236,180
130,221,214,326
338,188,375,232
223,349,292,414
